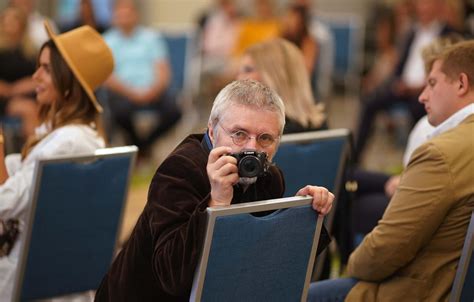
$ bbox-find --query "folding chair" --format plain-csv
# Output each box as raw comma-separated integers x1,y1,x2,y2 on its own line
12,146,137,301
449,210,474,302
190,196,323,302
273,129,351,280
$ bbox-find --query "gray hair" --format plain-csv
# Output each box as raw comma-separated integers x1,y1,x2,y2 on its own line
208,80,286,134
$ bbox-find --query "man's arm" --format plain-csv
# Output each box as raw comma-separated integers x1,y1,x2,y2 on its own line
347,142,454,281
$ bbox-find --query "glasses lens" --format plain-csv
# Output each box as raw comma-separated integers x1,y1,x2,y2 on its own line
257,133,275,147
231,130,249,145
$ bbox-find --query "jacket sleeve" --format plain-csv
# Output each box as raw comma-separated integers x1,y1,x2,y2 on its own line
146,152,211,296
347,142,455,281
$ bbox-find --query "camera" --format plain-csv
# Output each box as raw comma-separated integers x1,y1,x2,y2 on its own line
231,150,269,178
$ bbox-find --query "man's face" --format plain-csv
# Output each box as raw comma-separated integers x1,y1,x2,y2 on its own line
113,2,138,32
419,60,459,126
209,103,281,160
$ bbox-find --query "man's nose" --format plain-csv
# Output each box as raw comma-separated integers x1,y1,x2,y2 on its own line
418,89,427,104
244,137,258,150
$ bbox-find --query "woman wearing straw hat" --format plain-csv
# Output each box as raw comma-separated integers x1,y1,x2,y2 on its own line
0,21,114,301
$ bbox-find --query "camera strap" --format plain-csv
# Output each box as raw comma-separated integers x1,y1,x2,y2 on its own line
203,130,213,151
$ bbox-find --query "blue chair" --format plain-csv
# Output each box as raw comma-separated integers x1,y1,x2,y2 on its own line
273,129,351,280
449,211,474,302
161,28,201,102
317,13,364,95
12,146,137,301
190,196,323,302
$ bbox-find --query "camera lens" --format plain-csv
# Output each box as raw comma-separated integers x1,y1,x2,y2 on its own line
239,155,261,178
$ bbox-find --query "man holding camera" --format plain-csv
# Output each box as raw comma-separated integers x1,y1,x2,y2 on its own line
95,80,334,301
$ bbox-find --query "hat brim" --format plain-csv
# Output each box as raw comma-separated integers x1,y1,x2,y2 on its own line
44,21,103,113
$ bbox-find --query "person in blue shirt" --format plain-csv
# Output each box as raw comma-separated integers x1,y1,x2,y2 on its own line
102,0,181,160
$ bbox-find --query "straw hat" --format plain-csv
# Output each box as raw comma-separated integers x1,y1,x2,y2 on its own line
44,21,114,113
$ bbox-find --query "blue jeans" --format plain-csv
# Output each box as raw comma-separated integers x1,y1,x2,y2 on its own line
307,278,358,302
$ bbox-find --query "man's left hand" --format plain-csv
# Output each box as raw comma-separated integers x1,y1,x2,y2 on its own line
296,185,334,216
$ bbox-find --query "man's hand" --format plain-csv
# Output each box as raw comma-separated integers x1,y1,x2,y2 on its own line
384,175,401,197
207,146,239,207
296,185,334,216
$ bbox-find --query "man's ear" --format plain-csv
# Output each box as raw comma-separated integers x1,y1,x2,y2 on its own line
208,122,215,145
458,73,469,96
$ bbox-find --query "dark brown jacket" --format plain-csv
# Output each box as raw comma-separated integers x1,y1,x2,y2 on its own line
95,133,329,301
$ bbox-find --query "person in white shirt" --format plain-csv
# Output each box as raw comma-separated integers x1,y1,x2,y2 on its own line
354,0,456,163
0,22,114,301
309,39,474,302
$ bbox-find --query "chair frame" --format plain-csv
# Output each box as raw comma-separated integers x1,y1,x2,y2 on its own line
190,196,323,302
449,210,474,302
12,146,137,301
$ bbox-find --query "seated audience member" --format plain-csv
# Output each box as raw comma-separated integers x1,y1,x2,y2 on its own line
0,6,38,139
201,0,240,72
361,5,398,96
95,80,334,301
232,0,281,57
354,0,456,163
0,22,113,301
60,0,108,34
350,34,464,247
102,0,181,158
281,3,318,75
308,40,474,302
237,38,327,133
10,0,59,50
199,0,241,98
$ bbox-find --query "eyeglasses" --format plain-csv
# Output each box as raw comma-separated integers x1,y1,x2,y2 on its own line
218,124,279,148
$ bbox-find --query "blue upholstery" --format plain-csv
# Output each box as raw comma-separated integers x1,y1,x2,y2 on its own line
450,211,474,302
317,14,364,93
163,33,188,95
273,129,351,280
13,146,137,301
162,29,199,98
273,129,350,198
192,197,322,301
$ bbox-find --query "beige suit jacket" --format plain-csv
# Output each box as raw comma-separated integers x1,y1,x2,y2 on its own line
346,114,474,301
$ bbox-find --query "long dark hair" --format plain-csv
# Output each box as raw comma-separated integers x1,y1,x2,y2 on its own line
22,40,105,158
283,4,310,49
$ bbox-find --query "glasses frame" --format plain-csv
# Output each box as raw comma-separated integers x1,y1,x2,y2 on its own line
217,124,279,148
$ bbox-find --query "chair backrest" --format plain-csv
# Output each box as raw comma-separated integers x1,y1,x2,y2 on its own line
273,129,351,280
12,146,137,301
161,27,201,100
450,211,474,302
190,196,323,302
273,129,350,229
317,13,364,95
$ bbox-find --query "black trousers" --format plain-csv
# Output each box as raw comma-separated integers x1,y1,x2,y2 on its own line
354,81,425,162
102,89,182,155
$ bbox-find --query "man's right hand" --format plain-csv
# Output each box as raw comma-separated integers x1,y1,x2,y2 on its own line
207,146,239,207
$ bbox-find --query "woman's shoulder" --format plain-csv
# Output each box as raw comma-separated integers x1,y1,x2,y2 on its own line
26,125,105,162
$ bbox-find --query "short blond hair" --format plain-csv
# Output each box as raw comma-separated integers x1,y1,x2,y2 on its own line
421,33,464,73
440,40,474,90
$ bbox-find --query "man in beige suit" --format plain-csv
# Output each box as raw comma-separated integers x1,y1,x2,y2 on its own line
308,40,474,302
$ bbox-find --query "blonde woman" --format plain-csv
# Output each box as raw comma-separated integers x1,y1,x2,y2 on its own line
0,22,113,301
237,38,327,134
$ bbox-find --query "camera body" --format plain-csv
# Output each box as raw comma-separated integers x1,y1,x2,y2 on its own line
231,150,269,178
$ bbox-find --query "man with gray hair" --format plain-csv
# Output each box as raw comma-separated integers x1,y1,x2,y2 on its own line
95,80,334,301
